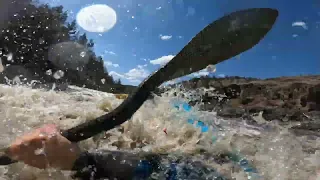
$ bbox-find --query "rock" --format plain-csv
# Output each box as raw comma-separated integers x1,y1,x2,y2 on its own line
224,84,241,98
217,107,246,118
161,75,320,132
241,96,255,105
307,84,320,111
199,103,218,112
114,93,128,100
262,108,288,121
306,111,320,120
291,121,320,131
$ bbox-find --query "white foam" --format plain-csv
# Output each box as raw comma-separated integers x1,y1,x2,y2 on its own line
0,84,317,179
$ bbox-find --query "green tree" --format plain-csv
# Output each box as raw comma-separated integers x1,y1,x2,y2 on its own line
0,1,122,92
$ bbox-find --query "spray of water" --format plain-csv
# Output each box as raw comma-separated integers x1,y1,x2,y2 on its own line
0,83,317,179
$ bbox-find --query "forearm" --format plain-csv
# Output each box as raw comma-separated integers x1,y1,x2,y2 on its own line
71,150,160,180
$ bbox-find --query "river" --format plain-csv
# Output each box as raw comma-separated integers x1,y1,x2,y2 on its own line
0,84,318,180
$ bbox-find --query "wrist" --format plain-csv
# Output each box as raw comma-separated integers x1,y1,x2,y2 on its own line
59,144,82,170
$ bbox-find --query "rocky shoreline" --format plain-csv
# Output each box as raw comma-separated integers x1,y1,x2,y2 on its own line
159,75,320,134
2,72,319,134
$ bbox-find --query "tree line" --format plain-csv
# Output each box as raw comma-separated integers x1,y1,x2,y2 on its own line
0,1,133,93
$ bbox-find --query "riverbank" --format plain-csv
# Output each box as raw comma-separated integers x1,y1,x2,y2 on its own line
159,75,320,135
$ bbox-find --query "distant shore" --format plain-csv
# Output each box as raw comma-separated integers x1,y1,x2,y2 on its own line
157,75,320,135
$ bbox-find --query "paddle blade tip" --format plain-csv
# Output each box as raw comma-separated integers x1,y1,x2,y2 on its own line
251,8,279,28
215,7,280,60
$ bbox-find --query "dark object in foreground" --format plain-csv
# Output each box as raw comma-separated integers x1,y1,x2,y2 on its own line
71,150,227,180
0,8,278,165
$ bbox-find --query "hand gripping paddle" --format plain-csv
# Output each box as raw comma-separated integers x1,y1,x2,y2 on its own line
0,8,278,165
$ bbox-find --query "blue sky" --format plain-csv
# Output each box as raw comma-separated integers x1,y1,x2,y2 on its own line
38,0,320,85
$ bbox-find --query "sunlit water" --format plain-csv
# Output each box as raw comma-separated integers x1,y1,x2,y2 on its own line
0,84,318,180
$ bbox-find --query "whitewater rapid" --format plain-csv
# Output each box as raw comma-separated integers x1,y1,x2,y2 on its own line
0,84,318,180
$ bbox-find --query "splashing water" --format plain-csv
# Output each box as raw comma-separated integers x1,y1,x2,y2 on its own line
0,84,318,179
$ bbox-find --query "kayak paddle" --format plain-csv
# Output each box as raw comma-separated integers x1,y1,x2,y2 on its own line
0,8,278,165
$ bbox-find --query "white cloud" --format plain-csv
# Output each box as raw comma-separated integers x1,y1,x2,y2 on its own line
159,35,172,40
150,55,174,65
218,74,226,78
292,21,308,30
156,7,162,10
104,50,116,55
161,78,181,87
109,65,150,84
105,61,119,67
190,70,209,77
125,67,149,79
109,71,124,78
186,7,195,16
137,64,148,68
189,64,217,77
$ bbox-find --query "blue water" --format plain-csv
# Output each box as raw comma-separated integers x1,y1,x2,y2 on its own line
171,101,261,179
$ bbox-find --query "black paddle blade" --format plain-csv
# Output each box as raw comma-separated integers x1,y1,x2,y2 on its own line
162,8,278,81
0,8,279,165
